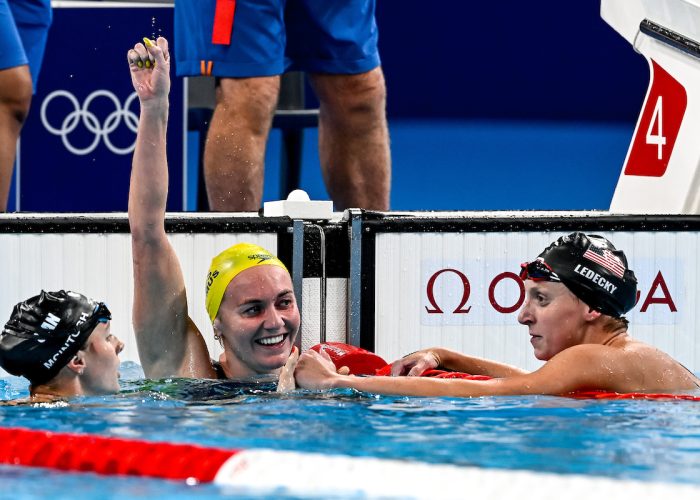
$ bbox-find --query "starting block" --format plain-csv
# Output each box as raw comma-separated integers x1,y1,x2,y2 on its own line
603,0,700,214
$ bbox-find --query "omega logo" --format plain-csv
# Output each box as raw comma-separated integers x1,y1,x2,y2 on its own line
40,90,139,155
425,269,472,314
425,269,677,315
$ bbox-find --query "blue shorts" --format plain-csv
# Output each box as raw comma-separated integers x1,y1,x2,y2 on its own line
0,0,52,90
175,0,380,77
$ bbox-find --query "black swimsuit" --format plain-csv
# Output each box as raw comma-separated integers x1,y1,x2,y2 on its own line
211,360,227,379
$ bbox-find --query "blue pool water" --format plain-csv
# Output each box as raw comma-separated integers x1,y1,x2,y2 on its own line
2,362,700,498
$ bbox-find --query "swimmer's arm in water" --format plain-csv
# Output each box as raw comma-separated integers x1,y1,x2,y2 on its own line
296,346,655,397
390,348,527,378
127,38,214,379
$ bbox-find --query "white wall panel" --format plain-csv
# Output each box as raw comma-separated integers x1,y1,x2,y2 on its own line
375,231,700,372
301,278,347,352
0,232,286,373
3,225,698,380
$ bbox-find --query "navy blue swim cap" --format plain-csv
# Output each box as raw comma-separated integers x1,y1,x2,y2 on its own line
521,233,637,318
0,290,111,386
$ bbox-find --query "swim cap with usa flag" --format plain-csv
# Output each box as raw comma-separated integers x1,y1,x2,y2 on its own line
522,233,637,318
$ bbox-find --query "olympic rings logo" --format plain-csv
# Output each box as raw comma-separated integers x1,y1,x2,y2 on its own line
40,90,139,155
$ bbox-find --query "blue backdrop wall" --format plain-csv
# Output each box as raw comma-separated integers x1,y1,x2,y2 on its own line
267,1,651,211
375,1,648,121
12,2,651,212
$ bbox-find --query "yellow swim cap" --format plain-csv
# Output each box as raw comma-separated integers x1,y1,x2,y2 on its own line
205,243,288,323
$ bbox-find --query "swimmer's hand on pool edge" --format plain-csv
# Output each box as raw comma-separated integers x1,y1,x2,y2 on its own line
294,348,350,391
390,350,441,377
277,347,350,393
276,346,299,393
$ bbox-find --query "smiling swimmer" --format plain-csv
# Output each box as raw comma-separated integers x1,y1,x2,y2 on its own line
206,243,289,322
127,37,300,383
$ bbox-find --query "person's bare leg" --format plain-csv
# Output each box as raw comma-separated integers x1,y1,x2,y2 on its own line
310,67,390,210
0,65,33,211
204,76,280,211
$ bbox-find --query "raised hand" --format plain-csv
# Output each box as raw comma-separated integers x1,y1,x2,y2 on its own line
127,37,170,104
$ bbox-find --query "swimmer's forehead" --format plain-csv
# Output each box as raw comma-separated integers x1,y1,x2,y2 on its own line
93,320,111,331
83,322,111,347
524,280,570,296
226,266,294,299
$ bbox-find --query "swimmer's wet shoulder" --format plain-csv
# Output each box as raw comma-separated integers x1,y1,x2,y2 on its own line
0,393,67,406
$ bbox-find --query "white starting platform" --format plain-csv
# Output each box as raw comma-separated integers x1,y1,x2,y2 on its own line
603,0,700,214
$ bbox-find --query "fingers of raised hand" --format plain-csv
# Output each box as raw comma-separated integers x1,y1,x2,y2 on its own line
128,39,158,69
301,349,335,373
156,36,170,61
145,37,170,67
127,49,143,69
127,43,150,69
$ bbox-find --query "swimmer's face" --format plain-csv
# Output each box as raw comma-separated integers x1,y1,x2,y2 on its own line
215,265,300,377
80,321,124,394
517,281,590,360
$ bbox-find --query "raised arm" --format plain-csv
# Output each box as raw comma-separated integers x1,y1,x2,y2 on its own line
127,38,213,379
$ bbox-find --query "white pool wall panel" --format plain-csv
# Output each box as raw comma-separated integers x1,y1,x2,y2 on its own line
0,232,284,369
374,231,700,372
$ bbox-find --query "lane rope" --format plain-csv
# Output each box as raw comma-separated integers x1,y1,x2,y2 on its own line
0,426,699,498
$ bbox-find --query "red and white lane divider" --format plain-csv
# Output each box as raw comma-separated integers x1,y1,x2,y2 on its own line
1,426,699,498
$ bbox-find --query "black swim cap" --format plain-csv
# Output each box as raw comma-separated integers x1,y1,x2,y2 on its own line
520,233,638,318
0,290,111,386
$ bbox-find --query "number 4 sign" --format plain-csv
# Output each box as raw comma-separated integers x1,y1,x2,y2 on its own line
624,60,687,177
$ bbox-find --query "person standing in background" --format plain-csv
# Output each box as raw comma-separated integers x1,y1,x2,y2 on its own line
0,0,52,211
174,0,391,211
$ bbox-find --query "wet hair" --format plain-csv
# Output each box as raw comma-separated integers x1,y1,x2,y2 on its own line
599,315,630,333
0,290,111,386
